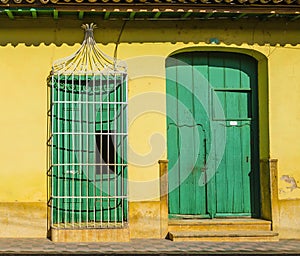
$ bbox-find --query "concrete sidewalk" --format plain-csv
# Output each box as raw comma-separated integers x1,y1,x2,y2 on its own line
0,238,299,255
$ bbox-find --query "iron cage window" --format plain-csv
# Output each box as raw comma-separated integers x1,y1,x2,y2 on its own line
48,24,128,229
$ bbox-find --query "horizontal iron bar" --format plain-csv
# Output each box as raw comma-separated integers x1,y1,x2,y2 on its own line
52,101,127,104
51,196,127,199
52,132,128,135
52,163,127,166
54,71,127,75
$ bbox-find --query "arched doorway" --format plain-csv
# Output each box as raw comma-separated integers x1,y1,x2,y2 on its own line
166,51,260,218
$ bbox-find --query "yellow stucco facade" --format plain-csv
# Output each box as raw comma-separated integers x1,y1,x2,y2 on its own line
0,17,299,239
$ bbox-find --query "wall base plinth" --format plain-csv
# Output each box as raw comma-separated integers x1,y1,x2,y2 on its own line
51,227,130,242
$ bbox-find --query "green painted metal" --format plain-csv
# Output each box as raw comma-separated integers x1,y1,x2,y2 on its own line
234,13,247,19
53,10,58,19
30,8,37,18
4,9,14,19
0,9,297,21
51,75,127,225
290,14,300,21
204,13,214,19
104,12,111,20
78,11,84,20
153,12,162,19
129,12,136,20
182,12,192,19
166,52,260,218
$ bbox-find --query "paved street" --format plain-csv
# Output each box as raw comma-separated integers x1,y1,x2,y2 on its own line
0,238,299,255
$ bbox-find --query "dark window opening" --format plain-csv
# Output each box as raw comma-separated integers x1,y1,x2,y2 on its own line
95,130,115,175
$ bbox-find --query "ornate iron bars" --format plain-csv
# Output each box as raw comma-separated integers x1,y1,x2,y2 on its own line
48,24,128,229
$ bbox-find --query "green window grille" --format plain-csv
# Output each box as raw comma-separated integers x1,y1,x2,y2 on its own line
48,24,128,229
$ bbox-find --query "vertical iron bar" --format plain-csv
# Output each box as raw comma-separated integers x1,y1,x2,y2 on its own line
64,74,67,228
107,73,110,225
100,73,103,227
93,75,96,227
120,73,123,226
51,74,54,228
114,74,117,226
122,73,125,226
119,73,122,226
125,73,128,225
57,73,61,228
71,74,75,228
79,74,82,228
86,74,89,227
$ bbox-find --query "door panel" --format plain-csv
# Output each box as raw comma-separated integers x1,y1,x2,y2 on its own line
215,121,251,216
167,55,209,216
166,51,260,218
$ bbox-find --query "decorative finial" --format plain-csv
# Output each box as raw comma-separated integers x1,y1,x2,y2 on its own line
81,23,97,31
81,23,97,40
51,23,126,73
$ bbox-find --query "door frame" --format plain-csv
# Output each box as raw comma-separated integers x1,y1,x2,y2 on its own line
165,46,272,221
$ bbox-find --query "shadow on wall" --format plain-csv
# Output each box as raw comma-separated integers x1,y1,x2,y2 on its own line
0,17,300,47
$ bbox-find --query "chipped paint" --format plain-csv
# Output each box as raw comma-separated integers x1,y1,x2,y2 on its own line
279,174,300,199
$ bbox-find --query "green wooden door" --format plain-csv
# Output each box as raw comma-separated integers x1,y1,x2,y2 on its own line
166,52,260,218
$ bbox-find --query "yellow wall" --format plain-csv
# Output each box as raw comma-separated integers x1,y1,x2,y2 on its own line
0,18,299,238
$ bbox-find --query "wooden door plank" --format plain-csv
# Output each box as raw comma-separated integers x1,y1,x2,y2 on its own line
192,52,209,215
207,53,226,217
166,59,181,215
241,57,260,217
241,123,252,213
176,54,196,214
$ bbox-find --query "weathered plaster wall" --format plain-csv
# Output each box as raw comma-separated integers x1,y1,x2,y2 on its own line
268,48,300,201
0,18,299,238
0,203,47,237
279,200,300,239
